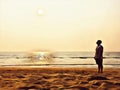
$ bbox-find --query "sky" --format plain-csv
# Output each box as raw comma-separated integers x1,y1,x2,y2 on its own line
0,0,120,52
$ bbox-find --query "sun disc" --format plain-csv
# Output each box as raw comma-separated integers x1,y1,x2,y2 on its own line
38,9,44,15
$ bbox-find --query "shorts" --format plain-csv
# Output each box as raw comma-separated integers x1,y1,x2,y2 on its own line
95,59,103,65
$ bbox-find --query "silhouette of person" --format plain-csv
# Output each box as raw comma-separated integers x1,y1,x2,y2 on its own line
94,40,103,73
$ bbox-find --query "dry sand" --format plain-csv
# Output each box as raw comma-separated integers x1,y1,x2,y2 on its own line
0,67,119,90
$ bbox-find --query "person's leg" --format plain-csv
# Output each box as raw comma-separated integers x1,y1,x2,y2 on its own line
98,64,100,73
100,64,103,73
100,59,103,73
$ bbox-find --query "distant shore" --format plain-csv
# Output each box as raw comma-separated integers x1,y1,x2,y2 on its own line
0,67,119,90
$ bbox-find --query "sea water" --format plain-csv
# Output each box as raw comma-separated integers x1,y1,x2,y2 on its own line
0,52,120,68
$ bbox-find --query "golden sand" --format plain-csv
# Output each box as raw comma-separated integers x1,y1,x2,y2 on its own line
0,67,119,90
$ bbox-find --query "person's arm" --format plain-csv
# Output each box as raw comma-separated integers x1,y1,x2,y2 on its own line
97,46,103,59
94,47,98,60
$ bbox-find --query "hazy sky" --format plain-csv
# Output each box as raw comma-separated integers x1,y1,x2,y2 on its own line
0,0,120,52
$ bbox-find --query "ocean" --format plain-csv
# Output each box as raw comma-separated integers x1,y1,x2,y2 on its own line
0,52,120,68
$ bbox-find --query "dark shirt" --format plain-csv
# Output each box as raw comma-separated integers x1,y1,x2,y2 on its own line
95,45,103,59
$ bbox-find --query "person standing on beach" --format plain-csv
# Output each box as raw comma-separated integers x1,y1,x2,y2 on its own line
94,40,103,73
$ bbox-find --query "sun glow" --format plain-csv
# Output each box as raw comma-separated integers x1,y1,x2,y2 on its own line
37,9,44,15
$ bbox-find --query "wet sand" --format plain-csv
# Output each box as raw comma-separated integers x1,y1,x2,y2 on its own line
0,67,119,90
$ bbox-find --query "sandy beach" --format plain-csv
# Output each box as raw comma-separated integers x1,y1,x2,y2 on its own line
0,67,119,90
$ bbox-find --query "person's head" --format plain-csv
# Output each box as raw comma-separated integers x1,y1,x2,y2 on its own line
96,40,102,45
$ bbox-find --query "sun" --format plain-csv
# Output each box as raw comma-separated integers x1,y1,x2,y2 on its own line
37,9,44,15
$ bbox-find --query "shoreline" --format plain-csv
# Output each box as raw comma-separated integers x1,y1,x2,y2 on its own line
0,64,120,69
